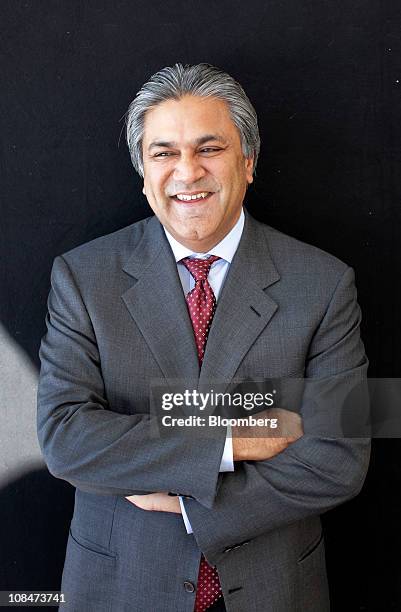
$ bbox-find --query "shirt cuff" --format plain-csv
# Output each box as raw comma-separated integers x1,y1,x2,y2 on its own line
179,426,234,535
219,425,234,472
179,496,193,534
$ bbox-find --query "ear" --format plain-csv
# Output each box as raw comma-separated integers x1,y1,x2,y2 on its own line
245,157,254,184
142,185,146,195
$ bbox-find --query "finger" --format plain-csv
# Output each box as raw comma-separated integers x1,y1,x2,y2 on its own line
125,494,153,510
125,493,181,513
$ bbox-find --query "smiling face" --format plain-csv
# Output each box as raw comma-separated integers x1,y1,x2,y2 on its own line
141,95,254,252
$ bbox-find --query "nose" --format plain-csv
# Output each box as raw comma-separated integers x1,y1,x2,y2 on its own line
173,153,206,184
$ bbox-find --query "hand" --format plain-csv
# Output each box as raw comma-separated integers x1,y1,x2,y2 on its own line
232,408,303,461
125,492,182,514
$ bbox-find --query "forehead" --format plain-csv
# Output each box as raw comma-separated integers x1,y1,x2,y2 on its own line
142,95,241,146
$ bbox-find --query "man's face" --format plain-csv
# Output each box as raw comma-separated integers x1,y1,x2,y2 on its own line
142,95,254,252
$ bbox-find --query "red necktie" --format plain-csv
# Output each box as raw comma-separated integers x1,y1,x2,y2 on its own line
181,255,223,612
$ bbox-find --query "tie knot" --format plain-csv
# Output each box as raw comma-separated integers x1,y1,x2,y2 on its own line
181,255,221,282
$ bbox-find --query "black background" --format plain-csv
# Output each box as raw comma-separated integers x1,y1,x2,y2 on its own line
1,1,401,610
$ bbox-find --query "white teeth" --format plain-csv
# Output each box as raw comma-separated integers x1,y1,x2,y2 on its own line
175,192,209,201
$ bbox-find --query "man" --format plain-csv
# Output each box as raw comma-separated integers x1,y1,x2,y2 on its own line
37,63,370,611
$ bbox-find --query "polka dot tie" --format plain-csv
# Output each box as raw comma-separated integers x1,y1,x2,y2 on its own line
180,255,223,612
181,255,221,365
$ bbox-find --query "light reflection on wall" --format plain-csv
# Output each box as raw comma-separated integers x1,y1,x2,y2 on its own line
0,324,44,487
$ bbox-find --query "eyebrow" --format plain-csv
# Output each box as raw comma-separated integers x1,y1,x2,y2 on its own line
147,134,226,151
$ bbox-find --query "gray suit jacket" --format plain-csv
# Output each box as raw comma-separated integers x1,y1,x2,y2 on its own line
37,211,370,612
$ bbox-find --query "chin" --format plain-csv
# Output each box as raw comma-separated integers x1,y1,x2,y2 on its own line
179,228,205,242
173,218,206,235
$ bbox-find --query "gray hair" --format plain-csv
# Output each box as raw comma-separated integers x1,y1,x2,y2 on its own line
126,63,260,178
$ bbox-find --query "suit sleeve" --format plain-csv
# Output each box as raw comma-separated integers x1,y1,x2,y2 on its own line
183,266,371,564
36,255,226,508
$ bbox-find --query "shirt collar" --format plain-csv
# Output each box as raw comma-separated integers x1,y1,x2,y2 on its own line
163,208,245,263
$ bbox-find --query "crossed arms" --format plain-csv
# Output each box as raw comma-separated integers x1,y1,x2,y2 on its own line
37,254,370,562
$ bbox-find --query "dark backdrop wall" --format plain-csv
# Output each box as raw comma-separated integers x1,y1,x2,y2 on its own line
1,1,400,610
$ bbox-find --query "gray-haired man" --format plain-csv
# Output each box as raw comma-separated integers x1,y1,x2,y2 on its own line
37,63,370,611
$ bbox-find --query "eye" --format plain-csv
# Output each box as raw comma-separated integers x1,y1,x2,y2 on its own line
199,147,221,153
153,151,175,158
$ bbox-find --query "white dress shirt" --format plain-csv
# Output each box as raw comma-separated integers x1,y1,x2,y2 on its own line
163,208,245,533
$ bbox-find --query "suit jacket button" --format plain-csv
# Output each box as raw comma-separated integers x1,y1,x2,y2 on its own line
184,581,196,593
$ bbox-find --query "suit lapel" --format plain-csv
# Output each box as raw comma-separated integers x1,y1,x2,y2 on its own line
122,216,200,383
121,212,281,393
198,212,280,392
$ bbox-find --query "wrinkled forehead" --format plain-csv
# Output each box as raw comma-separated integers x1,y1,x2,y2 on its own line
142,95,241,150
